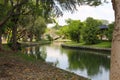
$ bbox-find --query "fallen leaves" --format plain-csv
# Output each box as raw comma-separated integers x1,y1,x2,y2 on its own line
0,53,88,80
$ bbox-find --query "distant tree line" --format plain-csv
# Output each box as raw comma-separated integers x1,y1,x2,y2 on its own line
58,17,114,44
0,0,107,50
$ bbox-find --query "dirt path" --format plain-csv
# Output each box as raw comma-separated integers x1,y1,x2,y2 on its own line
0,51,88,80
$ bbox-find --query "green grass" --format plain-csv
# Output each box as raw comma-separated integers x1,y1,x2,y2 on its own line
1,44,37,62
2,44,12,51
65,41,111,48
13,52,37,62
91,41,111,48
1,40,50,62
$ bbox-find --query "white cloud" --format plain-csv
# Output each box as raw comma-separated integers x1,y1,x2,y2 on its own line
56,1,115,26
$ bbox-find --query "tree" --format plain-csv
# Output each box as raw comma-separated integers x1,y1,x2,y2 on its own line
82,17,102,44
9,0,34,50
0,0,104,28
59,25,69,39
0,0,53,50
105,22,114,41
33,17,47,41
110,0,120,79
66,19,83,43
0,0,30,50
59,19,83,42
0,0,29,27
1,0,53,50
0,0,9,50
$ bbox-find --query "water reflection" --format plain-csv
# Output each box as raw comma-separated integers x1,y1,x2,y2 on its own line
23,46,47,60
62,49,110,77
23,43,110,80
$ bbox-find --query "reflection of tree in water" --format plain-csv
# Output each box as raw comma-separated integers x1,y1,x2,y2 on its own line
23,46,47,61
63,49,110,76
23,47,35,58
39,46,47,60
54,60,59,67
35,46,43,60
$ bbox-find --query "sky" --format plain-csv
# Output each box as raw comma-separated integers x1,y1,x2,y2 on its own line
48,0,115,27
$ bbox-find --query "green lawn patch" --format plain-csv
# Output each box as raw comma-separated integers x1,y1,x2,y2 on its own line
65,41,111,48
91,41,111,48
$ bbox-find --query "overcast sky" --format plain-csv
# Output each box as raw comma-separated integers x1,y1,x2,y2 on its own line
48,0,115,27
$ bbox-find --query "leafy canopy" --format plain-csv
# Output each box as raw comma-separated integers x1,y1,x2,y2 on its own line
82,17,102,44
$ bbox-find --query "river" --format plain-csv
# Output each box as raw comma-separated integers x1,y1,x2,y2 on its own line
23,42,110,80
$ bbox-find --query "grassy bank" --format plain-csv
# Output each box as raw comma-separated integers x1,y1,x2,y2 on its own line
65,41,111,48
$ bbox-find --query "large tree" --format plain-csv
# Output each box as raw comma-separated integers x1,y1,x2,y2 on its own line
0,0,53,50
59,19,83,42
82,17,102,44
0,0,29,50
0,0,29,27
110,0,120,79
0,0,103,28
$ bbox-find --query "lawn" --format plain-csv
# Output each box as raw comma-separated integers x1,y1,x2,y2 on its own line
65,41,111,48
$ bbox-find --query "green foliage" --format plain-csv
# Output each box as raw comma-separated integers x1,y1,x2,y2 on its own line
46,34,53,41
0,0,106,49
82,17,102,44
105,22,114,41
0,1,10,33
67,19,83,43
0,0,9,20
59,19,83,43
17,15,47,42
33,17,47,41
55,0,104,15
59,25,69,38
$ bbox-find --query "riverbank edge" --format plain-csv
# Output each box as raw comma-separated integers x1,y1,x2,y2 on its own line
0,51,89,80
61,44,111,52
20,41,51,47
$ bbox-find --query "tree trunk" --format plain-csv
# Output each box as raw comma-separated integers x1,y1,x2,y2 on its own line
0,30,2,50
29,33,33,42
11,25,17,50
110,0,120,80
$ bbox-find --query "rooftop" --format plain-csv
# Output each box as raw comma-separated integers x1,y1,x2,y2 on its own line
99,25,108,29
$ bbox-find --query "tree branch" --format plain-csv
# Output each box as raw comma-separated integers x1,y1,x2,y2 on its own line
0,0,29,28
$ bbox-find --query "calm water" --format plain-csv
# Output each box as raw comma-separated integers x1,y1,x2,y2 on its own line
23,42,110,80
